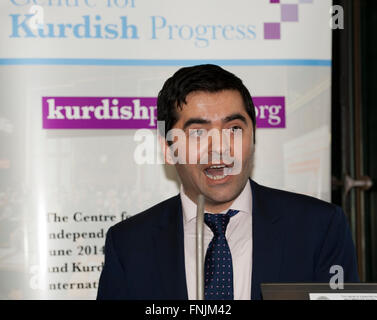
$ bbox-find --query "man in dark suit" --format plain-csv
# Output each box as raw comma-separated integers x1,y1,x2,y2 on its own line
97,64,359,300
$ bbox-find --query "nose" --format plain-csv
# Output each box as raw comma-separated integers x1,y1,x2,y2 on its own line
207,128,230,164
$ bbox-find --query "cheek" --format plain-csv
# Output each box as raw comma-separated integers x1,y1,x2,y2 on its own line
240,134,253,162
243,139,253,157
231,133,246,158
173,139,193,164
177,164,202,183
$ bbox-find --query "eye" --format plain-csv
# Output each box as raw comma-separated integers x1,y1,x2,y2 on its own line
189,128,206,137
230,126,243,133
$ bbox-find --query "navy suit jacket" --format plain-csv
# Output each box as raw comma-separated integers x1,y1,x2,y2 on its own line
97,179,359,300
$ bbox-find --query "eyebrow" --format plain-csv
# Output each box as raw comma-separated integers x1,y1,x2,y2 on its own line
223,113,247,124
182,113,248,130
182,118,210,130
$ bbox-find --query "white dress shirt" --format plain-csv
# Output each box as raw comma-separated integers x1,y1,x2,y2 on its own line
180,180,253,300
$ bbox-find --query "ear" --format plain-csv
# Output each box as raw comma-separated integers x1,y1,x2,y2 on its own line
158,134,175,165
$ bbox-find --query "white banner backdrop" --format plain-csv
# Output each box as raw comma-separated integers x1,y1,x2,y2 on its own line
0,0,332,299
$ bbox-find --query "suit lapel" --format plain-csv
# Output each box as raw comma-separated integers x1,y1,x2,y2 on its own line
151,196,188,299
250,180,285,300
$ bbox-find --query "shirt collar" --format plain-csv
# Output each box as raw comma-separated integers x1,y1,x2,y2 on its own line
180,180,252,224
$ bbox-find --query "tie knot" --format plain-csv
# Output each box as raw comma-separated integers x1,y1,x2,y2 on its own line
204,209,239,237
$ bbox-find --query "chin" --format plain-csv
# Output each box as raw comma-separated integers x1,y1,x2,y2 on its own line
204,189,239,205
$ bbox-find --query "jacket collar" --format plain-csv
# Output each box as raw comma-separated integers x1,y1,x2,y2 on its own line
249,179,285,300
151,195,189,299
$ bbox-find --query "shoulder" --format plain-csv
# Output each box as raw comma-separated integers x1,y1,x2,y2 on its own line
108,194,181,240
251,180,344,226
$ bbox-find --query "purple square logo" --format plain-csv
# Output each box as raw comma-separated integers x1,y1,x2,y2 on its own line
281,4,299,22
265,0,314,40
264,23,281,40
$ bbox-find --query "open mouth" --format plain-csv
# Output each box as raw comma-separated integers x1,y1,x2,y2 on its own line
203,164,233,180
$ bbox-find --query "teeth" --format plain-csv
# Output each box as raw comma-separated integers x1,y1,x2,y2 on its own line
204,167,232,180
209,165,226,169
205,172,226,180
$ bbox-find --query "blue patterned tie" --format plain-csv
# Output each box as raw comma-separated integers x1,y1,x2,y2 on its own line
204,209,239,300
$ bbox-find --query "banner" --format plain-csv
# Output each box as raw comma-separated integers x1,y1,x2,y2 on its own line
0,0,332,299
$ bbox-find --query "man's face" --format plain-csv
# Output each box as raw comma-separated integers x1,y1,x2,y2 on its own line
167,89,254,212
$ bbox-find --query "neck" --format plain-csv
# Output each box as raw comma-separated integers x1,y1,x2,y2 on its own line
204,200,235,213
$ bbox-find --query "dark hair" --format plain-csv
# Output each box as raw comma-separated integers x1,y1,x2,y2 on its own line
157,64,256,141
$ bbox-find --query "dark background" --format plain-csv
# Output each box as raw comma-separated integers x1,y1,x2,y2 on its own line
332,0,377,282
